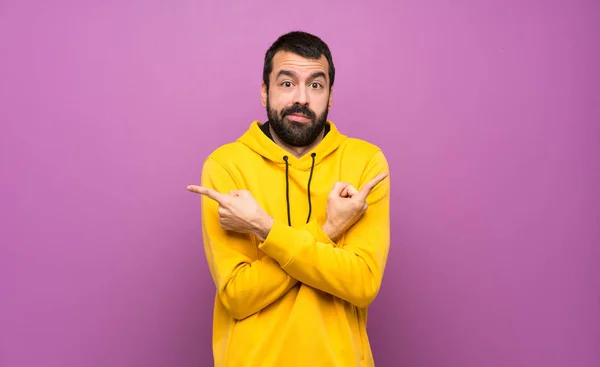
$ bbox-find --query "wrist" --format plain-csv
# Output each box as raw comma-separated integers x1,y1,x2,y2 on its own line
253,213,274,242
322,220,341,242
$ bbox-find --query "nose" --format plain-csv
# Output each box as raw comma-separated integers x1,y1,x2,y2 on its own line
292,85,309,106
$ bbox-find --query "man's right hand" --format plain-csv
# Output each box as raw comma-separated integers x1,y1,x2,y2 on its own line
322,173,389,242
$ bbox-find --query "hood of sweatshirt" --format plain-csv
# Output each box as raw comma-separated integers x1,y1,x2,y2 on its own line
237,120,347,170
236,120,348,226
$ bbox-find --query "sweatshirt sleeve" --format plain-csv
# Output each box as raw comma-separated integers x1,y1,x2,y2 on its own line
200,158,333,320
257,150,391,309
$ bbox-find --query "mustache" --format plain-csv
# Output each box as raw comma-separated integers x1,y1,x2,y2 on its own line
281,104,316,120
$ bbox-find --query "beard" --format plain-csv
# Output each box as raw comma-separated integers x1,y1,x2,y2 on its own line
266,98,329,147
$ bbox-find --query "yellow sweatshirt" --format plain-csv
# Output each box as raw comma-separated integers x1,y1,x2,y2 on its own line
199,120,390,367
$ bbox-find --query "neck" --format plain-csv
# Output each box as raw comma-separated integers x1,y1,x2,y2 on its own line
269,125,325,159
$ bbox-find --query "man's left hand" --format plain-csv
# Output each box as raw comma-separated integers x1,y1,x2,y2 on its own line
187,185,274,241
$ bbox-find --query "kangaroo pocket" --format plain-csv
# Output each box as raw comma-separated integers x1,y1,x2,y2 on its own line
225,292,292,366
225,284,366,367
285,286,363,366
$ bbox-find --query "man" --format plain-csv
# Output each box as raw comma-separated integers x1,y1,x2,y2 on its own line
187,31,391,367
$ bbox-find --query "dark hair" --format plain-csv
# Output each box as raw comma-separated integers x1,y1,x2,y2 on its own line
263,31,335,91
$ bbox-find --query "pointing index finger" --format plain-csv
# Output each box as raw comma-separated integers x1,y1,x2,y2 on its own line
357,173,389,200
187,185,228,205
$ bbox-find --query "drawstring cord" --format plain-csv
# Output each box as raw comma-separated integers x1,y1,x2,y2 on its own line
306,153,316,223
283,153,317,227
283,156,292,226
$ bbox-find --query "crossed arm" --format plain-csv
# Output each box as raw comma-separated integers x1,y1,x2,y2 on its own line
190,152,390,320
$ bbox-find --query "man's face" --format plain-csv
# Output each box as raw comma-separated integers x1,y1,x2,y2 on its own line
261,51,332,147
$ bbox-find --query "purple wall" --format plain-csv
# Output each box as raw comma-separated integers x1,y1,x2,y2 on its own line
1,1,598,366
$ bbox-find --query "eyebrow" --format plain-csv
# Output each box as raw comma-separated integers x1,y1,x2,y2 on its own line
309,71,327,81
276,69,327,81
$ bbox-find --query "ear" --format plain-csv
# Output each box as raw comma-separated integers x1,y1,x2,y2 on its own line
328,86,333,110
261,81,268,107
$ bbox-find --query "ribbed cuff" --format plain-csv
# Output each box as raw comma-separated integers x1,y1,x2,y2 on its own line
259,220,305,268
305,219,335,246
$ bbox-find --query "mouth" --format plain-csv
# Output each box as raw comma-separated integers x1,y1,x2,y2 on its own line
285,113,311,123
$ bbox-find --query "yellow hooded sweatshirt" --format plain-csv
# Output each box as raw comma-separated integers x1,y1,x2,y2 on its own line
199,120,390,367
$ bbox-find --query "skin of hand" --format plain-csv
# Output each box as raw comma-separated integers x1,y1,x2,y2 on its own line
186,172,388,243
186,186,273,242
321,173,389,242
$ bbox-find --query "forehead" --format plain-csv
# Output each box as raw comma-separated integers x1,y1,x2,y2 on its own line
271,51,329,79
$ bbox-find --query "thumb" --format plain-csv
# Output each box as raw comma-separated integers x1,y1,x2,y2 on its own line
345,184,359,197
330,182,349,197
235,190,252,198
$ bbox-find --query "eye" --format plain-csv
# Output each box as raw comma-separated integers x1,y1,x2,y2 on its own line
310,82,322,89
281,81,293,88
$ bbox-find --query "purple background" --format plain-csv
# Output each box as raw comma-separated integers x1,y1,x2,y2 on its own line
1,1,599,366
